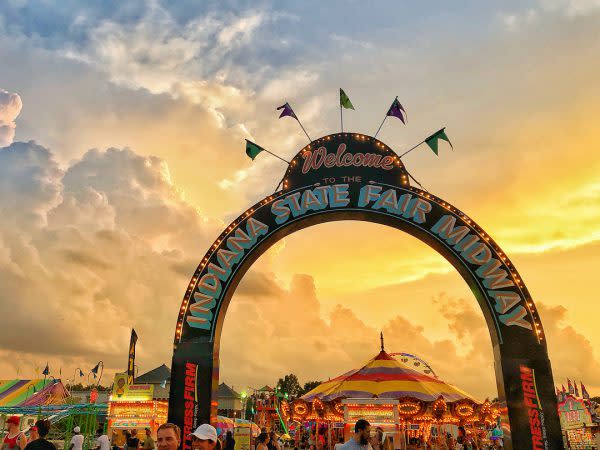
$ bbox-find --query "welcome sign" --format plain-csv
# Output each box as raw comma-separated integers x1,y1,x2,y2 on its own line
169,133,563,450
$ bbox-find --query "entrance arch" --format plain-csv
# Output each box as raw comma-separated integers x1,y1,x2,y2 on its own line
168,133,562,449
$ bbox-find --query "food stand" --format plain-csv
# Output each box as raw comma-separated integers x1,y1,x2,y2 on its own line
558,395,598,449
107,373,168,445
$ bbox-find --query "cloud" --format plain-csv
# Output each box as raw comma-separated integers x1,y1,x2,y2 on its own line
55,3,276,99
0,141,221,378
539,0,600,16
221,266,600,399
0,89,22,147
539,303,600,388
1,1,599,397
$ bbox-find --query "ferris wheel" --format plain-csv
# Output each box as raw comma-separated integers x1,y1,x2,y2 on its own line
389,352,439,379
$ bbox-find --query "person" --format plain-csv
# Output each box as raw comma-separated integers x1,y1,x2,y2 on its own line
188,424,220,450
3,416,27,450
142,429,155,450
27,427,39,445
127,430,140,450
268,433,279,450
224,432,235,450
93,427,110,450
316,432,324,450
157,424,180,450
490,425,503,449
370,429,382,450
456,426,466,449
339,420,372,450
256,434,269,450
334,437,344,450
307,432,315,450
69,427,83,450
123,431,131,450
23,420,56,450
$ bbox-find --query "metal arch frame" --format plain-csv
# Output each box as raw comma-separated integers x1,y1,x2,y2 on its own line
168,134,563,450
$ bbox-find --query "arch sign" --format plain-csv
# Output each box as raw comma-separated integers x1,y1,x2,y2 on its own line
168,133,563,450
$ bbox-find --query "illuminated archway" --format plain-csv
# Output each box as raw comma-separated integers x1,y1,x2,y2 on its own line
168,133,563,450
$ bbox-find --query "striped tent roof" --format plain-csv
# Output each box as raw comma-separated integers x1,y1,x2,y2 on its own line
0,380,70,406
301,351,475,403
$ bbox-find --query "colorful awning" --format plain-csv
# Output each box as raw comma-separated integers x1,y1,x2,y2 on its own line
301,351,475,403
0,380,70,406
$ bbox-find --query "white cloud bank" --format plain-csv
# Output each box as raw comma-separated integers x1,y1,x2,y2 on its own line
0,89,22,147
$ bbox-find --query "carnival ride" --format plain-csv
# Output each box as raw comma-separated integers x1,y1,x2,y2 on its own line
283,344,500,445
0,379,107,450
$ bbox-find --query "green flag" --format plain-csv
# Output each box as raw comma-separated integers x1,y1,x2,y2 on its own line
245,139,265,160
339,89,354,110
425,128,453,155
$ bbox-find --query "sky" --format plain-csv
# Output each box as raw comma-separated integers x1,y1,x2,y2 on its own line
0,0,599,400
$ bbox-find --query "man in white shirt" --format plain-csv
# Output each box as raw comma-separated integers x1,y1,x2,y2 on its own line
340,420,373,450
94,427,111,450
69,427,84,450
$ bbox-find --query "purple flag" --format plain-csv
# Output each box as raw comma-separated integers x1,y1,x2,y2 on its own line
581,382,590,400
277,102,297,120
387,97,406,124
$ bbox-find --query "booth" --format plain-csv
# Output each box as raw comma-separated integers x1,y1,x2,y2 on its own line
558,395,599,449
107,373,168,445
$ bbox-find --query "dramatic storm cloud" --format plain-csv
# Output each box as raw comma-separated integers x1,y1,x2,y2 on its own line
0,0,598,398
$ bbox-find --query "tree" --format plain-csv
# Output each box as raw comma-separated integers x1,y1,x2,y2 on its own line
276,374,302,399
299,381,321,396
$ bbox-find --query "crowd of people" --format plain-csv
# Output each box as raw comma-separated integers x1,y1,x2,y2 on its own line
2,415,506,450
284,420,504,450
2,416,56,450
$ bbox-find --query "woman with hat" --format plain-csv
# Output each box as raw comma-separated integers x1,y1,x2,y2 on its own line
3,416,27,450
188,425,221,450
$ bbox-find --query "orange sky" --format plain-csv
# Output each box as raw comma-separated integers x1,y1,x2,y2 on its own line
0,1,599,401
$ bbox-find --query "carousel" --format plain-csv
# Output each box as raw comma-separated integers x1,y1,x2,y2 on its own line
283,336,500,448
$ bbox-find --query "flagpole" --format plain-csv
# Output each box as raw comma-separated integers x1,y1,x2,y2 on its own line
263,149,291,164
398,139,426,158
373,116,387,139
340,103,343,133
296,120,312,144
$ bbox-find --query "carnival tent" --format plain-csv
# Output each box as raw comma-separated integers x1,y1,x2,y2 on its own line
216,415,235,435
301,350,474,403
215,417,261,437
0,379,70,406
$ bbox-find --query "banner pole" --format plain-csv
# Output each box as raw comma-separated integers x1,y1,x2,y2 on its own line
373,116,387,138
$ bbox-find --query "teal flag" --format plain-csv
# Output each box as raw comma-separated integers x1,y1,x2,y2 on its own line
425,128,453,155
339,89,354,110
245,139,265,160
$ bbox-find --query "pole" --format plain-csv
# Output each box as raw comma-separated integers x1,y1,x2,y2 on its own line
398,140,425,159
340,104,343,133
373,116,387,139
263,149,291,164
296,120,313,144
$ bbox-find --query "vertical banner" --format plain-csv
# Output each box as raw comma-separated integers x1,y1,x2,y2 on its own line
127,328,138,385
168,340,218,450
234,424,252,450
